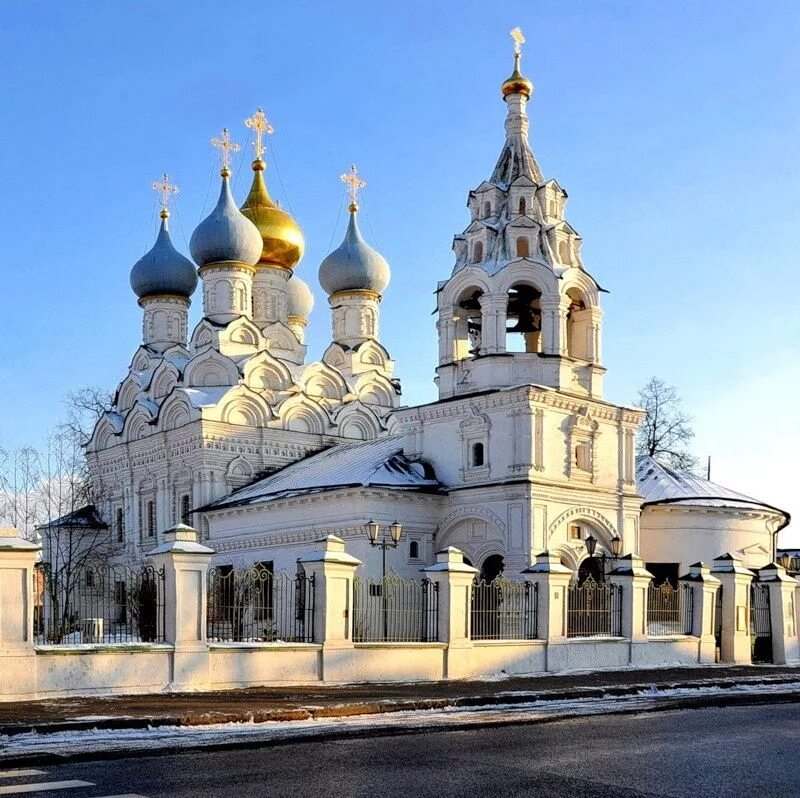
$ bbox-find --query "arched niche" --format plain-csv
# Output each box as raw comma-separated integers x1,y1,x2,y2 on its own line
506,282,542,353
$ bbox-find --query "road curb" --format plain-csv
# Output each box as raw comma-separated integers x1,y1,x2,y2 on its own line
2,674,799,737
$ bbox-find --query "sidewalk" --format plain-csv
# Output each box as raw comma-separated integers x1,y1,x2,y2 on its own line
2,664,799,735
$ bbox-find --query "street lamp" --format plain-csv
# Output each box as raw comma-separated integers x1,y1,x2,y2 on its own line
365,520,404,640
583,534,623,581
365,520,404,580
777,552,793,571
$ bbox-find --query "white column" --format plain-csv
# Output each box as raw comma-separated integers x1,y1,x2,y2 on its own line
423,547,478,679
712,553,754,664
757,563,800,665
147,523,214,692
609,555,653,666
0,528,40,700
298,535,362,682
679,562,721,664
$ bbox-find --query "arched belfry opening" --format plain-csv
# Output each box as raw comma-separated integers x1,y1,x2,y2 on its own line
566,288,591,361
453,287,484,360
506,283,542,353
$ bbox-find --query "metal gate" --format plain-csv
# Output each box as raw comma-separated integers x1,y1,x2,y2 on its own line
749,583,772,664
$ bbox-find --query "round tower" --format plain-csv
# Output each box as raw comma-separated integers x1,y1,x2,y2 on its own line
130,175,197,351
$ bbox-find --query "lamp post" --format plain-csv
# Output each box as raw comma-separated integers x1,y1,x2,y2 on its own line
366,520,404,639
583,533,623,582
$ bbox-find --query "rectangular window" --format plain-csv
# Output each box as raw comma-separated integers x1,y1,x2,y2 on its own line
569,524,582,541
116,507,124,543
146,500,155,538
85,571,95,588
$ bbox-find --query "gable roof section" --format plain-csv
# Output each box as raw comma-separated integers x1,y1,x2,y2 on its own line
207,436,443,510
636,455,788,518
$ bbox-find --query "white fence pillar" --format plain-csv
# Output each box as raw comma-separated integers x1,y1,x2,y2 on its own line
609,555,652,665
522,552,572,641
711,553,754,664
423,547,478,679
299,535,361,681
147,522,214,691
679,562,721,663
0,528,40,700
757,563,800,665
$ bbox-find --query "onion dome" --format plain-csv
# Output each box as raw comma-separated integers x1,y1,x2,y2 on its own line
189,169,262,268
240,159,305,269
286,274,314,320
501,51,533,100
319,205,390,297
131,210,198,299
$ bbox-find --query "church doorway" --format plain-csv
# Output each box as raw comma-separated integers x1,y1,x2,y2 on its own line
480,554,505,583
577,556,603,584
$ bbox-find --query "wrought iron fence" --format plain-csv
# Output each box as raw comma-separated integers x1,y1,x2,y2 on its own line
750,582,773,664
471,577,538,640
646,581,693,636
353,575,439,642
33,561,166,645
206,567,315,643
566,578,622,638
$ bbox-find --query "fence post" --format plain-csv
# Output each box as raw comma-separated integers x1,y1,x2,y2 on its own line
609,555,652,665
422,547,478,679
711,553,753,664
0,528,40,700
679,562,720,663
756,563,800,665
298,535,361,682
521,551,572,641
147,522,214,691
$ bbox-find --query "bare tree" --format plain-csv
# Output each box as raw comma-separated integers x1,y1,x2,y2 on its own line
0,445,43,540
62,386,114,446
635,377,699,473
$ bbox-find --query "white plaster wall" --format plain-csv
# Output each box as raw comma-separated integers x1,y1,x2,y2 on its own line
632,637,700,667
466,640,547,677
34,647,173,698
547,639,630,672
331,644,447,683
640,505,777,574
209,644,321,688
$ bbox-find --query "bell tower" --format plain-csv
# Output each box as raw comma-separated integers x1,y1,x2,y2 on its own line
435,28,605,401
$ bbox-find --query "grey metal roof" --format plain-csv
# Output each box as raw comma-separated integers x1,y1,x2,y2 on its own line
208,436,441,510
636,455,786,516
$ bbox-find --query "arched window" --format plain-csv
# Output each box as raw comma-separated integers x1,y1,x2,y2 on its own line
472,241,483,263
518,197,526,215
472,442,485,467
483,201,491,217
116,507,124,543
516,237,530,258
146,500,155,538
454,287,484,360
566,288,590,360
506,283,542,353
409,540,420,559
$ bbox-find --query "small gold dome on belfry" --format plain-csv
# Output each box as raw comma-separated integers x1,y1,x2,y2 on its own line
501,51,533,99
240,158,305,270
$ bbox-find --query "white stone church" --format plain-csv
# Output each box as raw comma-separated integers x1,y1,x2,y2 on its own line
82,37,788,586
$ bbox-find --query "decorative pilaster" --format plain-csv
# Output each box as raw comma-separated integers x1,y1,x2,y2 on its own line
200,263,255,324
330,290,381,349
140,295,190,352
252,266,290,327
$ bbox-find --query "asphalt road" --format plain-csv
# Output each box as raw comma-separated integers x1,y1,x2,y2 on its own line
2,702,798,797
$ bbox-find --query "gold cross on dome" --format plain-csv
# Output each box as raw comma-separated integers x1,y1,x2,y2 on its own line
211,128,240,170
244,108,273,160
510,26,525,55
152,173,179,209
340,164,366,205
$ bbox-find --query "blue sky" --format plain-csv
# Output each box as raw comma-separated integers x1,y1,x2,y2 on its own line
1,1,798,543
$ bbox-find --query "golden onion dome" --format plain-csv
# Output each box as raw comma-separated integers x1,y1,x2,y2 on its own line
501,52,533,99
240,159,305,270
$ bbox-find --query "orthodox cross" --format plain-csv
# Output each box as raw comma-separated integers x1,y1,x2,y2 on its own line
211,128,240,170
510,26,525,55
340,163,366,206
152,173,179,209
244,108,273,160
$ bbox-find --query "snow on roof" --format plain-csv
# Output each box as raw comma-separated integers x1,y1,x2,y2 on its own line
636,455,787,516
208,436,442,511
38,505,108,531
179,387,231,408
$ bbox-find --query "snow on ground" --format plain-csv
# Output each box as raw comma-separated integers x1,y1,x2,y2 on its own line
2,681,799,762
